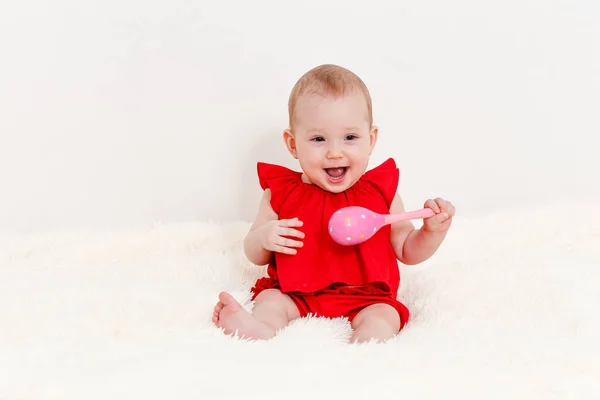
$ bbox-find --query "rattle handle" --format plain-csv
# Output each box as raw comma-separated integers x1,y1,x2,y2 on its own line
384,208,436,225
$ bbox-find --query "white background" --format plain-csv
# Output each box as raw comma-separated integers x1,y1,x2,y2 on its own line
1,0,598,233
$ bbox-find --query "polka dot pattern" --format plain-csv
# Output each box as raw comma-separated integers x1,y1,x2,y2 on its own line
328,206,386,246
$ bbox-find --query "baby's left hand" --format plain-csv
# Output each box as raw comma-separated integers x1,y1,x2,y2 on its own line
423,198,455,233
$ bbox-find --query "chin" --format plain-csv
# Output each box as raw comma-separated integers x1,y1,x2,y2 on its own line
321,184,348,193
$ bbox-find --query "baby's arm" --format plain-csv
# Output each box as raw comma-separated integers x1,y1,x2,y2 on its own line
389,193,447,265
244,189,278,266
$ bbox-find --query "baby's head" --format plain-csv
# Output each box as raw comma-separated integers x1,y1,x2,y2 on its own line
283,64,378,193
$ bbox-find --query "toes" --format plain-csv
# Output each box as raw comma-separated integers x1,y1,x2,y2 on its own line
213,292,243,328
218,291,237,305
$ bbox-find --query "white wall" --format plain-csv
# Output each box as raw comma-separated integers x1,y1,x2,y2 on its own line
1,0,599,233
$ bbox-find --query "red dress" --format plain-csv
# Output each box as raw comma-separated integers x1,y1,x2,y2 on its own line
250,158,410,328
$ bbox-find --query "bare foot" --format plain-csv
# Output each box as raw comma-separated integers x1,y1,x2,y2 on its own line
212,292,276,340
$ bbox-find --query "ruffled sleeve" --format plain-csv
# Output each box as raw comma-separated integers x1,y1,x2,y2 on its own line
360,158,399,208
257,162,302,214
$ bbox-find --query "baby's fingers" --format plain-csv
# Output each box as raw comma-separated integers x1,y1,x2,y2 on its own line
434,211,450,222
279,218,303,228
277,236,303,249
424,199,441,214
278,226,305,239
273,244,299,255
446,201,456,217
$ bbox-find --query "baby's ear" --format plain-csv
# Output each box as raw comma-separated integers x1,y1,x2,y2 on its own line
369,125,379,150
282,129,298,159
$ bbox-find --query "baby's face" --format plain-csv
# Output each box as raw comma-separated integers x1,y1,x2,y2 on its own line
286,90,377,193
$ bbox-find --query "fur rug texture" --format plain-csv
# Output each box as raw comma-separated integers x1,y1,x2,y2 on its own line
1,200,599,399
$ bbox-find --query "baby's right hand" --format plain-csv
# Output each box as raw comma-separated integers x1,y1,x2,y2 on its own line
259,218,304,255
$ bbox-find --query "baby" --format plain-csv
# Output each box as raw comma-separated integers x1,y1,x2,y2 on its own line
213,64,455,343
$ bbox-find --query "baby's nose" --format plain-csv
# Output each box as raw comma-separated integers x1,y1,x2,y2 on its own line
326,147,343,159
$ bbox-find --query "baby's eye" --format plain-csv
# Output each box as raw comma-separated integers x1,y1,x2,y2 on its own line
345,134,357,140
312,136,325,142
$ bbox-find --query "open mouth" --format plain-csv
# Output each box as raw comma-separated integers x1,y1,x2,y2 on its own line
324,167,348,183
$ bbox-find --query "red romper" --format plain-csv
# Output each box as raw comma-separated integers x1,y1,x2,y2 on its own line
250,158,410,328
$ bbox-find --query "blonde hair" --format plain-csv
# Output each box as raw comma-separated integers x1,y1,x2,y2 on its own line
287,64,373,129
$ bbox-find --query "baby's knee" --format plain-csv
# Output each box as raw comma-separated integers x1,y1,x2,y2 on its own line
254,289,294,313
254,289,286,305
353,303,401,333
253,289,299,321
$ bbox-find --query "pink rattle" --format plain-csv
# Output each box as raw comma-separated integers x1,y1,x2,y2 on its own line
328,206,436,246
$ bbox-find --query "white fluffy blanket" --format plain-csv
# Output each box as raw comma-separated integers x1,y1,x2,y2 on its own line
2,200,599,399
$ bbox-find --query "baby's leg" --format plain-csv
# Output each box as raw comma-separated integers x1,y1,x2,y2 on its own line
350,303,401,343
213,289,300,340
